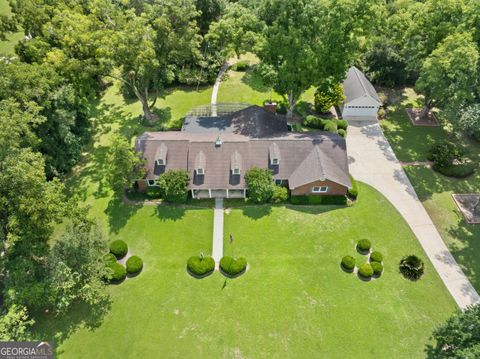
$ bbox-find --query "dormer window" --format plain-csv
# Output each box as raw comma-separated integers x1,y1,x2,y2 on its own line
195,151,206,176
231,151,242,176
269,143,281,166
155,143,168,166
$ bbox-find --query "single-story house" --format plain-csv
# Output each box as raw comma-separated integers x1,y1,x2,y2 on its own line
341,66,382,118
135,105,351,199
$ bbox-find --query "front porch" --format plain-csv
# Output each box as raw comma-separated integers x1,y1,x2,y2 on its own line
192,188,246,199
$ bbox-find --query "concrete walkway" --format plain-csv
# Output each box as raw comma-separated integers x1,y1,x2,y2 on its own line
346,118,480,309
212,198,224,265
211,62,230,117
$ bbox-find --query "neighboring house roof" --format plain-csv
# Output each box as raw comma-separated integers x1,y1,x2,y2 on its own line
343,66,381,104
182,105,288,138
136,131,351,190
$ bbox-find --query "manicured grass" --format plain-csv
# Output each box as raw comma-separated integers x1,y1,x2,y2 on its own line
35,184,456,358
0,0,23,56
404,164,480,291
379,88,451,162
378,87,480,292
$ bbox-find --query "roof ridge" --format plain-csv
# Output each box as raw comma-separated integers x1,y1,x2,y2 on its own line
352,66,368,97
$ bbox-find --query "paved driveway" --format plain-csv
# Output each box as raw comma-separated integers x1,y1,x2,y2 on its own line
346,117,480,309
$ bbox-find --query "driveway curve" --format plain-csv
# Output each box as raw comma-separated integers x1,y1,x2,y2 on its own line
346,118,480,309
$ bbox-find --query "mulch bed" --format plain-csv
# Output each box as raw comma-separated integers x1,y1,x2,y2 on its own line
406,108,440,127
452,194,480,224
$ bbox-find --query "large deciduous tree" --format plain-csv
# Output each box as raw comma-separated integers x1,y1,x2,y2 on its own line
256,0,376,117
416,32,479,118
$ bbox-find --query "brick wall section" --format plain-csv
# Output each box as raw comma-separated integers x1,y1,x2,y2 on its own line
290,179,348,196
137,180,148,192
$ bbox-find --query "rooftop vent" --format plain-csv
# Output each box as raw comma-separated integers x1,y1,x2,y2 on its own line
215,135,222,147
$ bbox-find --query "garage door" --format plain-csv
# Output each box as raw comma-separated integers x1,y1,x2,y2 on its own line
342,106,378,117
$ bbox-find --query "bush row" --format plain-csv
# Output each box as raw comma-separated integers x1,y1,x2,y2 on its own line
290,195,347,205
303,116,348,137
432,162,476,178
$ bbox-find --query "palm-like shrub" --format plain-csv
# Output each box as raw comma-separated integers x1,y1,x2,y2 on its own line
399,255,424,280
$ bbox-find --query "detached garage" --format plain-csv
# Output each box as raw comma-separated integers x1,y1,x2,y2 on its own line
341,66,382,118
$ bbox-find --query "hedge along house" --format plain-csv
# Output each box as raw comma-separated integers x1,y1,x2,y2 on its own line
135,105,351,199
341,66,382,119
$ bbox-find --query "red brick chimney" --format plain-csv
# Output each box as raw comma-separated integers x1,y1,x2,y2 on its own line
264,101,277,113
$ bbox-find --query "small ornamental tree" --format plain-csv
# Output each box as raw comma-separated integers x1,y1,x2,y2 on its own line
314,83,345,113
158,170,190,203
245,167,274,203
428,141,465,168
459,104,480,141
430,304,480,358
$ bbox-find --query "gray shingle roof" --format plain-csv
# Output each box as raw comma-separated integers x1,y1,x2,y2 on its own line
182,105,288,138
343,66,381,104
136,131,351,190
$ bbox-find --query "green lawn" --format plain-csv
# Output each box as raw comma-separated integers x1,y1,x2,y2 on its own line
378,87,480,292
0,0,23,56
33,184,456,358
380,88,451,162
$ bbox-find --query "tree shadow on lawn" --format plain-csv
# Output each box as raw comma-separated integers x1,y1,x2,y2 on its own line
447,222,480,292
286,204,344,216
153,205,186,222
105,195,142,234
31,297,112,354
241,67,271,93
241,205,272,220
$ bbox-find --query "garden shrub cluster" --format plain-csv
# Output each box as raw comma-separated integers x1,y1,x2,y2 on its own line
399,255,424,280
428,141,475,178
158,170,190,203
271,185,289,203
347,175,359,200
302,116,348,137
126,256,143,274
110,240,128,259
109,262,127,283
245,168,289,204
220,256,247,276
358,263,374,278
341,255,355,271
187,255,215,276
290,195,347,205
357,239,372,252
146,187,162,199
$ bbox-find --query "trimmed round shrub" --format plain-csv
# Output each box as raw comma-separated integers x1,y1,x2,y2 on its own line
323,120,338,133
370,251,383,263
187,255,215,276
220,256,247,276
371,261,384,276
341,255,355,271
109,240,128,259
103,253,117,266
336,119,349,130
399,255,424,280
109,263,126,283
271,185,288,203
337,129,347,138
357,239,371,252
358,263,374,278
126,255,143,274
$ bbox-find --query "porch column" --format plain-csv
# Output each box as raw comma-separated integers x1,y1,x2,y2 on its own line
243,189,246,198
191,189,195,199
226,189,229,198
208,189,212,198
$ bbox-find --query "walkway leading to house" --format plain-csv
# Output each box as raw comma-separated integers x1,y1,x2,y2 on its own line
211,62,230,117
346,117,480,309
212,198,224,266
